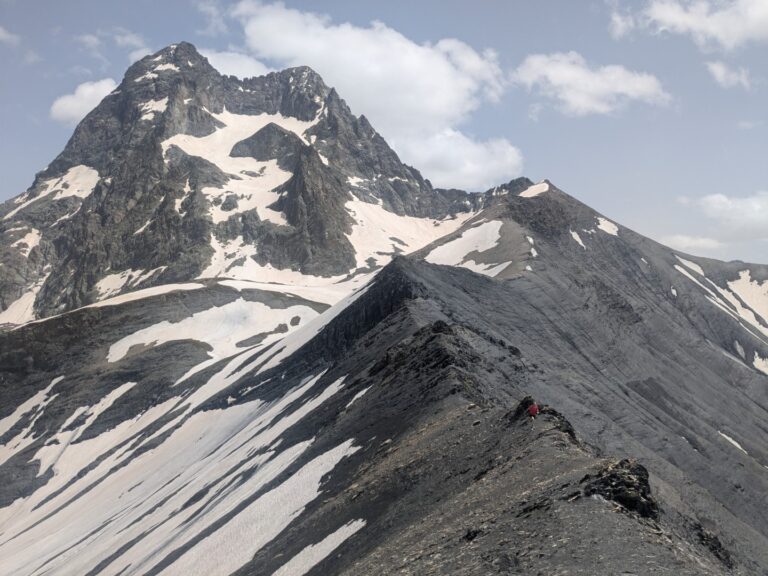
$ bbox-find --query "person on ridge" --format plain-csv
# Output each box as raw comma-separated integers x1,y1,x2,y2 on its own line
527,402,540,421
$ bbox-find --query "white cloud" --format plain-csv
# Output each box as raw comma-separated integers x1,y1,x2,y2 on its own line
512,51,670,116
394,129,523,191
49,78,117,126
607,1,638,39
112,28,151,62
112,30,145,50
201,49,271,78
197,0,229,36
644,0,768,51
661,234,723,251
75,33,101,51
230,1,520,190
737,119,761,130
22,50,41,64
706,60,751,89
0,24,20,46
128,47,152,63
695,191,768,240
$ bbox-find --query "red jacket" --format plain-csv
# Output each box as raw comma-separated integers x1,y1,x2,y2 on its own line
527,404,540,417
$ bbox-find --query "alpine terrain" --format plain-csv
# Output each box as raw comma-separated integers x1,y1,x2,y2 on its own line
1,42,767,576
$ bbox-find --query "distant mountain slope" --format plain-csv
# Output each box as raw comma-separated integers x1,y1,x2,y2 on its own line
1,42,767,576
0,42,478,326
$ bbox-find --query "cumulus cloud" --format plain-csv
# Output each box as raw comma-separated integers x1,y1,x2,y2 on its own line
201,49,271,78
695,191,768,240
706,60,751,89
661,234,723,252
607,1,638,39
512,51,670,116
229,0,520,190
49,78,117,126
75,33,101,51
196,0,229,36
74,28,152,64
629,0,768,51
0,24,20,46
394,130,524,191
112,28,151,62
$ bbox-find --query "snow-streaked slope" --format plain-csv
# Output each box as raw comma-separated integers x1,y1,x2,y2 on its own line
425,220,511,277
272,519,366,576
346,196,472,269
162,108,319,226
3,165,100,221
9,227,41,257
728,270,768,324
674,260,768,347
0,271,50,326
519,181,549,198
108,297,319,384
0,370,359,576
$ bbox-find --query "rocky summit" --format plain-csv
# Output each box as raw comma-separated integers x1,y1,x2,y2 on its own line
1,42,767,576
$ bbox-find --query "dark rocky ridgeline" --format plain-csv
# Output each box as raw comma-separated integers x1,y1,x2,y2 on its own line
211,258,742,575
1,225,766,574
0,42,475,322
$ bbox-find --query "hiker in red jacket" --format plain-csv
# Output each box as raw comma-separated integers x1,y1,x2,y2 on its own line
527,402,540,420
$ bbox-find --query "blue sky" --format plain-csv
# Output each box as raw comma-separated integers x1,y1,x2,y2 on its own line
0,0,766,263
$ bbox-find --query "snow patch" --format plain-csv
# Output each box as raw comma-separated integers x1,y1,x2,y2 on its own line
10,227,41,257
272,519,366,576
139,96,168,121
345,387,371,409
0,271,50,326
87,282,203,309
718,431,748,455
347,197,472,269
347,176,365,188
0,376,62,466
754,352,768,375
133,219,152,235
596,217,619,236
675,255,704,276
4,165,100,221
519,182,549,198
154,63,180,72
728,270,768,325
570,230,586,249
0,376,62,440
96,267,166,299
424,220,510,277
108,298,318,383
134,71,158,82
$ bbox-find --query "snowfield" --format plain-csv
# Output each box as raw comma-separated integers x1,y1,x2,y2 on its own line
519,181,549,198
3,165,100,221
161,108,319,226
425,220,511,277
0,370,361,576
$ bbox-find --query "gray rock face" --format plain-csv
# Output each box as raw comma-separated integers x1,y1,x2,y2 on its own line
230,122,306,171
2,245,765,574
0,42,474,324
